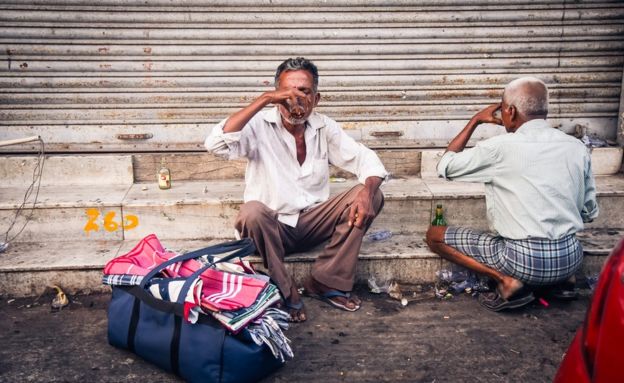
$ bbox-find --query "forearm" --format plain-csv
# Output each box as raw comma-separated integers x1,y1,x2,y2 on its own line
363,176,383,195
446,117,480,153
223,93,273,133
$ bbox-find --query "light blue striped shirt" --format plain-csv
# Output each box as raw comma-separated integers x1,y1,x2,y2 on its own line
437,119,599,240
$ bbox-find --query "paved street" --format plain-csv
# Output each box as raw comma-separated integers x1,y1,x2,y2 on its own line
0,284,589,383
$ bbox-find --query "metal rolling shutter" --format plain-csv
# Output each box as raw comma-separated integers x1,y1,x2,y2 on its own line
0,0,623,152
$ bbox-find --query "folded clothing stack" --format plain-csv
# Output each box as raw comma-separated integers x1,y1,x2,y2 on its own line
102,234,292,361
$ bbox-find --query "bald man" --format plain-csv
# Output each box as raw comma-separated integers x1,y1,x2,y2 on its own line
426,77,599,311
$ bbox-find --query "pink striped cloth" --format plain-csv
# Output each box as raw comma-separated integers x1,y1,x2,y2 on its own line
197,268,267,312
103,234,268,312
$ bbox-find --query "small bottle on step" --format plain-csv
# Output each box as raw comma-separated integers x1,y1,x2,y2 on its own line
158,158,171,190
432,204,447,226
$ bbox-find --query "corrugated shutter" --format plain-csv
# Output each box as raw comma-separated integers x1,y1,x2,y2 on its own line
1,0,623,152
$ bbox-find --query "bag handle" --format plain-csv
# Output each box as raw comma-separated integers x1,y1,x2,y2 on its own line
139,238,256,289
174,240,259,305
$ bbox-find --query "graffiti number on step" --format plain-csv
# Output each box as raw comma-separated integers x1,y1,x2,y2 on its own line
84,208,139,234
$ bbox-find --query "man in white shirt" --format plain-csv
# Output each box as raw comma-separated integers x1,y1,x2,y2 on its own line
426,77,599,311
205,57,388,322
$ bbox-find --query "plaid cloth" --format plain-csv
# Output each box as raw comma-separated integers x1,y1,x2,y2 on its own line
444,226,583,285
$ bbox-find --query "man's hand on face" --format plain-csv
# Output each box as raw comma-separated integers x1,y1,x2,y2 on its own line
264,88,308,109
348,188,375,229
473,103,503,126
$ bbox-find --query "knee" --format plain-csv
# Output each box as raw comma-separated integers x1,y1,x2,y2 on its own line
372,188,384,214
235,201,273,232
426,225,446,251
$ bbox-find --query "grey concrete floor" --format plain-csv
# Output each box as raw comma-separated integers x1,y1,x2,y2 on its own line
0,286,588,383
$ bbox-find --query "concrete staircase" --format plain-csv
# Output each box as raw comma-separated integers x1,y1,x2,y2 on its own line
1,148,623,297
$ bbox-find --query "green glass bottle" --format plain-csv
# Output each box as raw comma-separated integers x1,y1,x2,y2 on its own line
432,204,447,226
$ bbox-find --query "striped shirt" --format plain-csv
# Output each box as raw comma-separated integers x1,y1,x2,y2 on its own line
205,107,388,227
437,119,599,240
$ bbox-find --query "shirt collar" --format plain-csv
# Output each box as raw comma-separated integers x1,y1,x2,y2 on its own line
516,118,550,132
263,106,325,130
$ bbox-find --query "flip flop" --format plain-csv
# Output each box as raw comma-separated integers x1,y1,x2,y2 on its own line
478,287,535,312
547,280,579,301
304,289,361,312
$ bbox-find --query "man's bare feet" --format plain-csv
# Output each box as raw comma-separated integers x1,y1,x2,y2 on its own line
302,277,360,311
285,286,306,323
497,276,524,300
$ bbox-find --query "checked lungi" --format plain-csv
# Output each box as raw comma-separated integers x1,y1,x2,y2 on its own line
444,226,583,285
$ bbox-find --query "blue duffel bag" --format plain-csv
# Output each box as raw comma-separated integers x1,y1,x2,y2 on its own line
107,238,284,383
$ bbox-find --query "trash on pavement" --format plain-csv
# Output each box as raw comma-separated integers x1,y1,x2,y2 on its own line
368,276,429,306
368,276,397,295
366,230,392,242
435,266,491,299
367,276,402,300
538,297,550,308
50,285,70,310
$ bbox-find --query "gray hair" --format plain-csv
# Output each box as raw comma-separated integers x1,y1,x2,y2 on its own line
502,77,549,118
274,57,319,92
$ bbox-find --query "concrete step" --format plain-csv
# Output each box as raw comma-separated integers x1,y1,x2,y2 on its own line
1,154,133,187
2,175,624,242
132,149,422,181
0,230,620,298
2,146,621,186
134,147,622,181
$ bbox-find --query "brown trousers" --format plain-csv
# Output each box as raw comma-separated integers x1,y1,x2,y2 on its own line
234,185,384,300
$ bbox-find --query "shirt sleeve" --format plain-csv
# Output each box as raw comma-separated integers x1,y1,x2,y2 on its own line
204,116,256,160
326,120,388,184
436,141,499,183
581,152,599,222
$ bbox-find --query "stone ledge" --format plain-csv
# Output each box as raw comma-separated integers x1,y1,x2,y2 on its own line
0,230,619,297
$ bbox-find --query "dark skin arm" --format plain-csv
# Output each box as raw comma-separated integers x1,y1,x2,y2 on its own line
349,176,384,229
446,103,502,153
223,88,307,133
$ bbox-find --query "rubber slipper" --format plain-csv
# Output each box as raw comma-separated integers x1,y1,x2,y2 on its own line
547,281,579,301
548,288,579,301
304,289,361,312
478,287,535,312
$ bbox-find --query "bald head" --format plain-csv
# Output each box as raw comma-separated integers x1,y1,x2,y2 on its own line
502,77,549,120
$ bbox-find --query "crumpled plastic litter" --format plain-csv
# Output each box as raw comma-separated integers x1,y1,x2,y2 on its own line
581,134,608,148
366,230,392,242
367,276,408,306
435,266,491,299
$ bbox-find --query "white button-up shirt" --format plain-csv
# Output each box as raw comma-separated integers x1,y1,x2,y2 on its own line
205,107,388,227
437,119,599,240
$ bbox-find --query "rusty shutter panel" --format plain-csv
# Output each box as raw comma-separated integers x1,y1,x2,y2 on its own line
0,1,623,152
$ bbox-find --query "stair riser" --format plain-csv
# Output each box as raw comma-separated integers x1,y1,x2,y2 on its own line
122,203,242,241
132,150,422,182
431,197,489,231
586,196,624,229
2,194,622,241
0,207,125,242
0,269,110,298
0,255,607,298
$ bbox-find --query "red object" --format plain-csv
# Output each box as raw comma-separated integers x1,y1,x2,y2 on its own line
538,297,550,308
554,238,624,383
104,234,268,311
